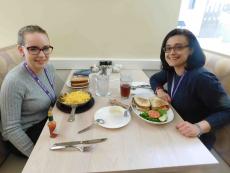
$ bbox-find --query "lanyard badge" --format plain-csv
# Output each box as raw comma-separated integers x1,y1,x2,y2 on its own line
170,72,186,99
23,62,56,104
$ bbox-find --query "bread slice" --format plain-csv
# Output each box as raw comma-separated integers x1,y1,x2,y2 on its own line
133,96,151,112
71,75,89,87
150,97,169,110
71,75,89,83
71,81,89,87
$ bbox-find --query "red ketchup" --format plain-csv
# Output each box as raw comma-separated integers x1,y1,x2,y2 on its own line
48,109,58,138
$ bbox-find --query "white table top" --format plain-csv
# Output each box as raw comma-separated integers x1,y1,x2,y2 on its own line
22,69,218,173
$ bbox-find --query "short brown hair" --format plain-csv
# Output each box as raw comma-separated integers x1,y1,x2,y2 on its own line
17,25,48,46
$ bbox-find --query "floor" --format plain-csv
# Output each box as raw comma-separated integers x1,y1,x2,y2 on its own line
0,154,27,173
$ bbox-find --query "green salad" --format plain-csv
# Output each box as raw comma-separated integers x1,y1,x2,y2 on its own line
139,109,168,122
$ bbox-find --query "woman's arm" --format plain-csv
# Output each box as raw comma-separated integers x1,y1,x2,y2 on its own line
149,70,167,91
149,70,171,102
0,78,34,157
176,70,230,138
196,71,230,129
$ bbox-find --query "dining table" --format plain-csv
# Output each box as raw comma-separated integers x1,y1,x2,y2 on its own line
22,69,218,173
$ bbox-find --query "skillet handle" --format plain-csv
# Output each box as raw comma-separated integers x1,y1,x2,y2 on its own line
68,105,77,122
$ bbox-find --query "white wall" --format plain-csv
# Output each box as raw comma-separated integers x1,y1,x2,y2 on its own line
0,0,180,59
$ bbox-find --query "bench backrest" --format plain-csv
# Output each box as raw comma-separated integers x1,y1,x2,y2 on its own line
0,45,23,86
0,45,23,165
204,51,230,166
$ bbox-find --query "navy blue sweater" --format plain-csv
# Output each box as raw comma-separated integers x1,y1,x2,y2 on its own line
150,67,230,148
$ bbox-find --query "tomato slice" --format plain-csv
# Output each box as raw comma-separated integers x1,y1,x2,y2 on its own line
148,110,160,118
159,105,169,110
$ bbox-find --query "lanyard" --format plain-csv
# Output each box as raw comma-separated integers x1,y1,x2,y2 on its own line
170,72,186,99
23,62,56,104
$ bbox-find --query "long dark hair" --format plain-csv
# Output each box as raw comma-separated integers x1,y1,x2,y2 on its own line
160,29,205,72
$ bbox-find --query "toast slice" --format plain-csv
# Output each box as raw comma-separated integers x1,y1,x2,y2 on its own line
71,75,89,87
133,96,151,112
149,97,169,110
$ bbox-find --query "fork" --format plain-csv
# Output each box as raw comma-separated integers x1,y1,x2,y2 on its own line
68,104,78,122
74,145,93,152
50,145,93,152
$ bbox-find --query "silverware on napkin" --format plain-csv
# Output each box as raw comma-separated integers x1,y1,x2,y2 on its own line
53,138,107,147
131,84,151,90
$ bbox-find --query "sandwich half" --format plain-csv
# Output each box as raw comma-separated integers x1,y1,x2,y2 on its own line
150,97,169,110
133,96,151,112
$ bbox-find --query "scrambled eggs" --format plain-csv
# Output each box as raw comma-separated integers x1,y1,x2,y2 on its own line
61,91,91,105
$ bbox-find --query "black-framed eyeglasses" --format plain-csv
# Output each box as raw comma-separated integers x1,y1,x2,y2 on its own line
25,46,54,55
163,45,189,53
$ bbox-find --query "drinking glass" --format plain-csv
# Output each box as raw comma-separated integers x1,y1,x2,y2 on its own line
89,73,97,95
96,74,110,97
120,73,132,98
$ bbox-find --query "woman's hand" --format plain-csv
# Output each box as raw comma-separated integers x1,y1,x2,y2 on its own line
176,121,200,137
156,88,171,103
176,120,211,138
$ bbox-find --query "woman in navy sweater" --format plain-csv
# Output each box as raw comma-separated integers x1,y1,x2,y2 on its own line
150,29,230,149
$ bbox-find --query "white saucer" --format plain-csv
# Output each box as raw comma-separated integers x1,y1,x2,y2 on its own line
94,106,131,128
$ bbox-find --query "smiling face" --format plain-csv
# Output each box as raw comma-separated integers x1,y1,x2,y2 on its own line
164,35,192,72
18,32,51,73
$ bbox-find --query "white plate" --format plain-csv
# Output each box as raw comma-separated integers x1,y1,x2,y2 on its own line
132,95,174,125
65,80,88,89
94,106,131,128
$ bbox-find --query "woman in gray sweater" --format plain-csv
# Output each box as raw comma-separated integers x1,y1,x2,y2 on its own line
0,25,56,157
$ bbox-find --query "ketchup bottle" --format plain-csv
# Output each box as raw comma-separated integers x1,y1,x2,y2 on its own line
48,109,58,138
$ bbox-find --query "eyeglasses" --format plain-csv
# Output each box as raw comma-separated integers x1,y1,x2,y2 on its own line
25,46,53,55
163,45,189,53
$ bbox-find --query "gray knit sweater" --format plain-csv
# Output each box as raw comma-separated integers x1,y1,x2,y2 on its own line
0,62,56,157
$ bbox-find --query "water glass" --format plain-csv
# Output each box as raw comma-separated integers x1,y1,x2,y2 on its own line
96,75,110,97
89,73,97,94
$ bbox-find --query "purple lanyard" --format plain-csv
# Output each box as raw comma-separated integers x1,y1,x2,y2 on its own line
23,62,56,104
170,72,186,99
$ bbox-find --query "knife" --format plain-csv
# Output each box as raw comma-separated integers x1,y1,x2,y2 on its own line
53,138,107,147
131,85,151,90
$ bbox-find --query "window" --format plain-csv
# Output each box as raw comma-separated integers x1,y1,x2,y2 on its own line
178,0,230,56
